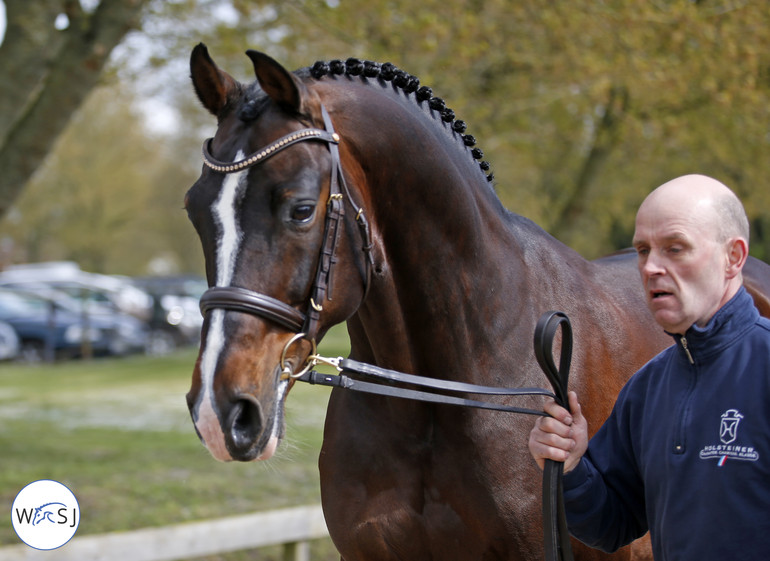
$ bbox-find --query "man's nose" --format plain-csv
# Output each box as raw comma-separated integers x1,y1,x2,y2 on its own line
640,251,665,277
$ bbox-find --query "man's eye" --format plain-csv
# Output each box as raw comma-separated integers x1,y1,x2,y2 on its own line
291,204,315,223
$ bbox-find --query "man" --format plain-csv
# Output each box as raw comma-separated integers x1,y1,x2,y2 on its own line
529,174,770,559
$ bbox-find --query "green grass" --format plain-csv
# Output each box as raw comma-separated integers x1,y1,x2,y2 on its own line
0,325,351,560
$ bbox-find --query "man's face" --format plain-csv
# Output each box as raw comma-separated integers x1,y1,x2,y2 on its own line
633,198,728,334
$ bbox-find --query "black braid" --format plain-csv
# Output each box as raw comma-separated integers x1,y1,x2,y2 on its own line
345,58,364,76
363,61,380,78
329,60,345,75
394,70,411,89
309,58,493,182
379,62,397,81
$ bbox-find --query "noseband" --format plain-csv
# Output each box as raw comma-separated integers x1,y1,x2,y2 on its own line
198,105,373,362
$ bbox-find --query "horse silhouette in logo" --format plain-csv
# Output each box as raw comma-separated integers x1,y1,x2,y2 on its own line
32,502,67,526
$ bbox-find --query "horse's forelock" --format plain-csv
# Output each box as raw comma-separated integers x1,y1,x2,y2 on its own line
237,84,271,122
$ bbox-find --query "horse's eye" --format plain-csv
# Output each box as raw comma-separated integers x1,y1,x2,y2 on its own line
291,204,316,223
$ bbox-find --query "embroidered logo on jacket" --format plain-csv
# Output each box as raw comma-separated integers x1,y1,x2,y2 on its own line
699,409,759,466
720,409,742,444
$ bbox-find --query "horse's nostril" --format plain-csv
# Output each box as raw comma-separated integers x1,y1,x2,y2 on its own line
228,395,264,454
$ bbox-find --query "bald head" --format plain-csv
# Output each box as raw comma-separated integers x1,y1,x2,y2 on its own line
638,174,749,245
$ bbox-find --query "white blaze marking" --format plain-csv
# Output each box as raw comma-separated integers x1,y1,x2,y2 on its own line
196,152,248,461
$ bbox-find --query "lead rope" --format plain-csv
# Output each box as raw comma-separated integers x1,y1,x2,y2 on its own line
534,311,575,561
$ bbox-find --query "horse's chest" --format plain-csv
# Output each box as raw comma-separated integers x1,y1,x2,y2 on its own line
321,397,541,560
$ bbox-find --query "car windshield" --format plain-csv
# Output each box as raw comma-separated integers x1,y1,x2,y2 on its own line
0,291,53,318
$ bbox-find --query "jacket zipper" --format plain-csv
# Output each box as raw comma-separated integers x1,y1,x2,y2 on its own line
680,336,694,364
673,335,695,454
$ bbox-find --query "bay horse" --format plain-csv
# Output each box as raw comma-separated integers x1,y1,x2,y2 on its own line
184,44,770,561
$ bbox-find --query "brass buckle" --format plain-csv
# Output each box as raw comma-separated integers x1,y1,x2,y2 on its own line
280,333,318,380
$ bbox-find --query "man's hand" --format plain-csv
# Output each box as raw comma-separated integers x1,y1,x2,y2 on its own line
528,391,588,473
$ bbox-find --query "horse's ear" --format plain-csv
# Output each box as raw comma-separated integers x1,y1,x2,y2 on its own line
190,43,241,117
245,50,307,114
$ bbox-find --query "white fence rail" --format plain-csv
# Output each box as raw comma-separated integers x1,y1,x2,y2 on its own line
0,504,329,561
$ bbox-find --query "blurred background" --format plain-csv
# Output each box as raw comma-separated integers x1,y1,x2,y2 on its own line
1,0,769,280
0,1,768,559
0,260,204,362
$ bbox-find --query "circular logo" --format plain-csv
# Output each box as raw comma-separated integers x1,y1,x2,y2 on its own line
11,480,80,550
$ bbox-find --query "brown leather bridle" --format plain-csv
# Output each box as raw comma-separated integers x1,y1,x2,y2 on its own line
198,105,373,349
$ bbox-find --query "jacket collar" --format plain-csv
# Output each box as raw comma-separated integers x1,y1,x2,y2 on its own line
668,286,759,360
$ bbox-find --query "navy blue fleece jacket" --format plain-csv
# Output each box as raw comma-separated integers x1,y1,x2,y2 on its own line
563,287,770,560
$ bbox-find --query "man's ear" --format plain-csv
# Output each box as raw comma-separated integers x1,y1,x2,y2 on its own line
725,237,749,279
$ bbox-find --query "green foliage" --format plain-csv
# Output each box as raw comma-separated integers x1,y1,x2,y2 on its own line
2,0,769,270
0,0,150,217
0,86,204,274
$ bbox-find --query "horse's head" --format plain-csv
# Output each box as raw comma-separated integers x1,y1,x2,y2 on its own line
33,503,64,526
185,44,370,461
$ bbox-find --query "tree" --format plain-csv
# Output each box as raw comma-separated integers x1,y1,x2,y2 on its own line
3,0,769,275
134,0,770,258
0,84,204,275
0,0,148,217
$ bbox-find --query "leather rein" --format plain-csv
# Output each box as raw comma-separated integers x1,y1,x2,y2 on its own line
197,105,573,561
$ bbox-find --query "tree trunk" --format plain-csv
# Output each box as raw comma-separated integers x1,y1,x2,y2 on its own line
0,0,148,217
551,85,629,240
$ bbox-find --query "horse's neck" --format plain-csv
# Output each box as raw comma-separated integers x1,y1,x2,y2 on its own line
329,84,590,377
347,148,567,376
352,219,578,386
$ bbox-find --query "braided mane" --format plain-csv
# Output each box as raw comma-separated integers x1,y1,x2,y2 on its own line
307,58,493,183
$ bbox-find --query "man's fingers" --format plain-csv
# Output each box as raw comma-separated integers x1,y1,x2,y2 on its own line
538,412,574,438
543,399,574,426
567,391,581,418
529,392,587,473
529,435,573,469
533,421,576,451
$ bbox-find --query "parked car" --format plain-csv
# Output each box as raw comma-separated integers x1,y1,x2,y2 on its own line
0,320,20,361
0,287,148,361
131,275,206,354
0,262,154,321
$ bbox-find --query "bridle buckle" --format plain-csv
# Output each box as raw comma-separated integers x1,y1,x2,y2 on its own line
279,333,318,380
